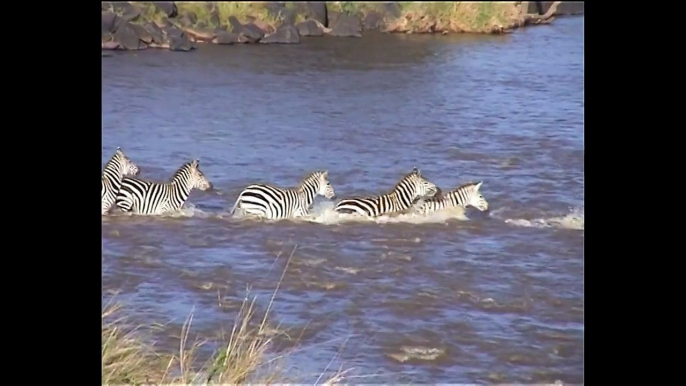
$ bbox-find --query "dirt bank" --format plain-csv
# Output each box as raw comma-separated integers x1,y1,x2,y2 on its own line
102,1,579,52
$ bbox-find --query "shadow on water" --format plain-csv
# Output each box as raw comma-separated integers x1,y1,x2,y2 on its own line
102,16,583,384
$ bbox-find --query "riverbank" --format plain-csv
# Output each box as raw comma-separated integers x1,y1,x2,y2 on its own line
103,252,353,384
102,1,582,52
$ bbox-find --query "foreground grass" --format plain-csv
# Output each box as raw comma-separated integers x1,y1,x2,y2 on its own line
102,249,352,384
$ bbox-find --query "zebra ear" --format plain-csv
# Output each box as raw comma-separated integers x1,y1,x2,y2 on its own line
322,170,328,178
412,167,420,175
475,181,483,191
191,159,199,167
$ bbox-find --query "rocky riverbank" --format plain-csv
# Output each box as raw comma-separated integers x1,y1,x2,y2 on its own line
102,1,581,52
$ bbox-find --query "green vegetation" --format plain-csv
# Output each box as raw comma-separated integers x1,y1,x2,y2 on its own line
102,249,353,384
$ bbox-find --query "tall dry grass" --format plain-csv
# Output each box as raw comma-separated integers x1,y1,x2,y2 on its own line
102,247,353,385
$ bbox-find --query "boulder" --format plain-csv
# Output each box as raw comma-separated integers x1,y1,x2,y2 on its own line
296,19,325,37
154,2,178,18
300,2,328,26
144,22,165,44
129,23,153,44
240,22,265,43
214,25,228,32
102,41,120,50
261,25,300,44
363,11,385,30
213,31,239,45
183,26,216,43
381,2,402,18
102,11,118,34
112,2,141,23
168,31,196,51
328,12,362,37
227,16,243,32
209,10,220,27
178,12,197,27
113,21,143,50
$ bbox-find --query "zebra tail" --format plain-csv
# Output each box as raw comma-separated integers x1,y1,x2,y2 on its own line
228,196,240,216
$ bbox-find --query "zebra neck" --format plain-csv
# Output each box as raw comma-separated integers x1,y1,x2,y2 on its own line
171,179,193,201
390,189,415,210
298,184,317,208
103,163,124,187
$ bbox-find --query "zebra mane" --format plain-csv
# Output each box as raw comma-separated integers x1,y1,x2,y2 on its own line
300,170,327,184
170,161,196,182
104,148,124,171
390,169,420,193
454,181,482,191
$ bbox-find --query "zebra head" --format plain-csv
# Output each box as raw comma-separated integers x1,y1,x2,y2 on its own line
465,181,488,211
406,167,439,199
114,147,140,176
316,171,336,199
188,159,213,191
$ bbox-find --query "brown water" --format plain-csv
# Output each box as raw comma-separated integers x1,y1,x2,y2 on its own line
102,16,584,384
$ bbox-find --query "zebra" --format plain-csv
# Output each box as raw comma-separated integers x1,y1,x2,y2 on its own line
333,167,439,218
114,159,213,215
229,170,336,220
102,147,140,215
412,181,488,215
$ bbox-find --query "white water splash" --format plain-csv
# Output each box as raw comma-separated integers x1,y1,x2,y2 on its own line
102,203,214,220
502,205,584,231
298,201,471,225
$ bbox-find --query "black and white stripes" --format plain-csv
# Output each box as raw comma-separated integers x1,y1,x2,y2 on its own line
333,168,439,218
102,147,140,215
412,181,488,215
229,171,335,220
115,159,213,215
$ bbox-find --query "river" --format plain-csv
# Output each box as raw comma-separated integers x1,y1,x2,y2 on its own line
102,16,584,384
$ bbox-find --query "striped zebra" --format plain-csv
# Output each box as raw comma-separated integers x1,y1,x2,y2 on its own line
412,181,488,215
229,170,335,220
102,147,140,215
333,167,439,217
114,159,213,215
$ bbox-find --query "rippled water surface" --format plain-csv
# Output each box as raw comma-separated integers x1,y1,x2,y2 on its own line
102,16,584,384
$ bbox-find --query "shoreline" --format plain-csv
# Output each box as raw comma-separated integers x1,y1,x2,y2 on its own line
102,1,583,52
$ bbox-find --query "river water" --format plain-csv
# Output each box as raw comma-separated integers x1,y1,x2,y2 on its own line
102,16,583,384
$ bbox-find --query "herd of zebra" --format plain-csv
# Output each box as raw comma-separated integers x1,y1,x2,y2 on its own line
102,147,490,220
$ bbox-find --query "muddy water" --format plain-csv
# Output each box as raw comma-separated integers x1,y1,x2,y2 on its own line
102,16,583,384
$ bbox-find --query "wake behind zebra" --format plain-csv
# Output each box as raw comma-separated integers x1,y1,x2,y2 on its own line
229,170,335,220
102,147,140,215
114,159,213,216
333,167,439,218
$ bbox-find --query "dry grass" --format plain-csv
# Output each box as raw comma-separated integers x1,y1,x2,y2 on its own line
102,247,354,385
385,2,526,34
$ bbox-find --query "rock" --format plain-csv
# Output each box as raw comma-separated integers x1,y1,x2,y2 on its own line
214,25,228,32
168,31,196,51
113,21,143,50
301,2,328,26
328,12,362,37
144,22,165,44
163,26,184,39
102,11,118,34
251,19,275,35
112,1,141,22
129,23,153,44
209,11,220,27
155,18,174,28
227,16,243,33
261,25,300,44
102,2,113,11
363,11,385,30
381,2,402,18
279,8,297,26
183,26,216,43
240,22,265,43
296,19,325,37
178,12,196,27
213,31,239,44
102,41,120,50
154,2,178,18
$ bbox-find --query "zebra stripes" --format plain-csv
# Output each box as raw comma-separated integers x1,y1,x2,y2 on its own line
229,171,335,220
333,167,439,217
102,147,140,215
115,159,213,215
412,181,488,215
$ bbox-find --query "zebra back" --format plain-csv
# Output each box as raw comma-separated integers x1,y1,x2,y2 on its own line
333,167,438,217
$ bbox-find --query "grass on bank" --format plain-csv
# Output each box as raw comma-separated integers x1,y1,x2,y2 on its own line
102,248,353,384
